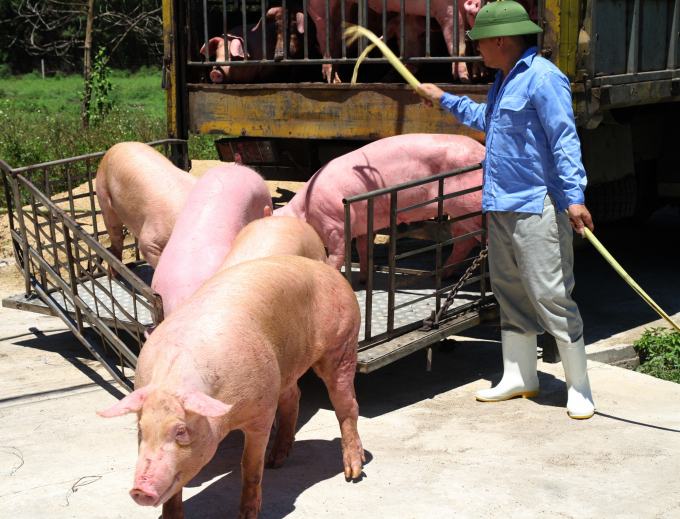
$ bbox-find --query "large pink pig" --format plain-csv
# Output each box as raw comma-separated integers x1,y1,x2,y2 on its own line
308,0,485,83
151,165,273,319
98,256,365,519
218,215,327,272
96,142,196,276
275,134,485,283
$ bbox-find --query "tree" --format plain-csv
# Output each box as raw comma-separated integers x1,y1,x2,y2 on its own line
5,0,162,71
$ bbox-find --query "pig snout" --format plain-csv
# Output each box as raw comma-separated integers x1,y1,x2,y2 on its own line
464,0,481,27
129,487,159,507
210,67,225,83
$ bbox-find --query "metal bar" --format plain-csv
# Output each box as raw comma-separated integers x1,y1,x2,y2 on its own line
395,185,482,215
304,0,309,59
8,140,186,175
396,211,483,240
479,213,487,299
11,178,32,296
325,0,330,59
393,274,486,311
394,228,486,260
62,225,84,335
224,0,228,47
344,202,353,285
357,0,363,54
394,256,477,288
362,0,369,53
382,0,387,50
187,56,485,66
400,0,405,57
668,0,680,70
426,0,431,58
282,0,287,60
344,163,481,204
366,198,374,340
86,159,99,247
387,192,397,333
203,0,210,64
627,0,640,74
341,0,346,59
262,0,267,60
28,183,48,290
242,0,248,62
436,179,443,314
453,0,458,57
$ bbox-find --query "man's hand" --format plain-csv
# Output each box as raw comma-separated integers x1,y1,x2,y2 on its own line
417,83,445,108
567,204,594,236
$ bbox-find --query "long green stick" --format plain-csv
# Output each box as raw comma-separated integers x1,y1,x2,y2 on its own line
344,24,424,93
568,211,680,333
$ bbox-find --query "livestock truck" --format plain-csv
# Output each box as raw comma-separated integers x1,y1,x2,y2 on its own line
2,0,679,391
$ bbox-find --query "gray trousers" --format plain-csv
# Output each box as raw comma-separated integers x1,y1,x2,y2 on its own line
487,194,583,343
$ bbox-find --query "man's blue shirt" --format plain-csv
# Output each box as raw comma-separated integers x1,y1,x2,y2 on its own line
439,47,587,214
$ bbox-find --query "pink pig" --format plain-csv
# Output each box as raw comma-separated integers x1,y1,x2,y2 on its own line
151,165,273,320
98,255,365,519
275,134,485,283
218,215,327,273
307,0,487,83
96,142,196,276
200,21,278,83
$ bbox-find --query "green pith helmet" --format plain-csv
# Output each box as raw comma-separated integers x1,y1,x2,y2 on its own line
468,1,542,40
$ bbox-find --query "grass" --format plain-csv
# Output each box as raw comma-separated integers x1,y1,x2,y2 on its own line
0,69,223,172
634,327,680,383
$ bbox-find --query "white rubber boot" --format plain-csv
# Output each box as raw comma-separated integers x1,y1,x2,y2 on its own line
476,331,539,402
556,337,595,419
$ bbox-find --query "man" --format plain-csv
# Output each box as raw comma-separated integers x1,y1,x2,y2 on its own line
418,0,595,419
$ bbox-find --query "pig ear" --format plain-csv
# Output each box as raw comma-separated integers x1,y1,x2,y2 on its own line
203,37,222,57
180,389,232,418
97,386,151,417
229,37,247,59
265,7,280,25
200,44,207,56
264,206,273,217
296,12,305,34
253,17,263,32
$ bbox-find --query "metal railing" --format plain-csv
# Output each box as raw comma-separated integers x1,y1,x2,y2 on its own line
0,139,187,392
342,162,489,347
187,0,494,71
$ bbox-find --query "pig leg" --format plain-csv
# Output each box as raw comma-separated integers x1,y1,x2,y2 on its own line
356,234,368,284
325,228,347,273
239,420,274,519
138,227,165,270
161,490,184,519
265,384,301,469
442,223,479,278
312,343,364,479
97,186,124,277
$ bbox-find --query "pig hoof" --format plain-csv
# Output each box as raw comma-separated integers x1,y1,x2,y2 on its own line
237,501,261,519
342,438,365,480
265,442,293,469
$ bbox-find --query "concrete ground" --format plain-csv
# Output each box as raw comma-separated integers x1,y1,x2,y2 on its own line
1,175,679,518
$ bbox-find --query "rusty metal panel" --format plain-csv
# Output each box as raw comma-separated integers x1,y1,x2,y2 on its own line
188,84,488,143
640,0,670,72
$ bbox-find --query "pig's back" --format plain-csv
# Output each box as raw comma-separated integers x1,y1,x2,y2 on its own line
219,216,327,272
100,142,196,223
152,165,272,317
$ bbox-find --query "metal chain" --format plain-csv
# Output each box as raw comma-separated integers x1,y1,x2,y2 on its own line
420,247,488,331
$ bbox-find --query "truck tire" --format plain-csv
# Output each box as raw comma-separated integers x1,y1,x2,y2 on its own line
585,176,637,223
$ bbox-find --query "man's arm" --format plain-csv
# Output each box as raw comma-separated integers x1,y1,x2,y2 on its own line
530,72,594,233
418,83,487,133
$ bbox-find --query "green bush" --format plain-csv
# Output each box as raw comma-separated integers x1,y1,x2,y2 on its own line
635,327,680,383
0,64,11,80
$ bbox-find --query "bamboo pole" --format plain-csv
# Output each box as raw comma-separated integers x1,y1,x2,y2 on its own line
345,24,424,93
568,210,680,333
